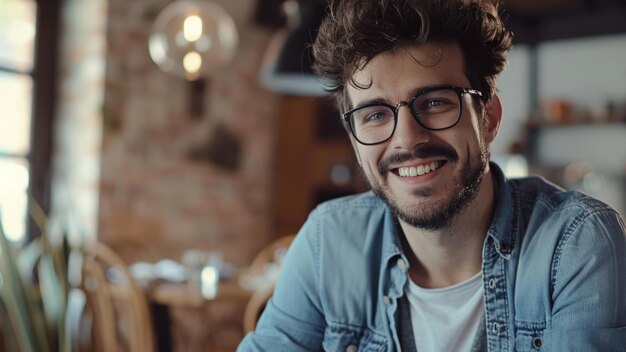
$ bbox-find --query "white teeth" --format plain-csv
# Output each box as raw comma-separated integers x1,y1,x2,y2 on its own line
398,161,441,177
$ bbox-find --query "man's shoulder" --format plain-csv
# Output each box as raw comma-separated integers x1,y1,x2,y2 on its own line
508,175,625,256
300,191,394,249
510,175,618,216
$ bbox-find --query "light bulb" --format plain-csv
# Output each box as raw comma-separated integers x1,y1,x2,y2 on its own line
183,51,202,79
183,15,203,42
149,0,238,80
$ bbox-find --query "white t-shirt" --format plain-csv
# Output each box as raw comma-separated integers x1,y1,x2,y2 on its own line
405,272,484,352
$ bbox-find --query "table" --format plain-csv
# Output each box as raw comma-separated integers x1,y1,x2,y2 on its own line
146,279,254,352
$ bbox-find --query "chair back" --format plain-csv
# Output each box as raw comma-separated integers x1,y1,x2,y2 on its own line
249,234,295,271
242,283,275,333
243,234,296,333
69,242,154,352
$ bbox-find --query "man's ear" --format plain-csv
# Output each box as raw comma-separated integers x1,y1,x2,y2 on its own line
483,94,502,144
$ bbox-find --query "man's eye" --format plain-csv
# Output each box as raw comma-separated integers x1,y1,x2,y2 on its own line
366,111,387,122
418,98,456,113
354,107,392,125
426,100,445,107
424,98,455,109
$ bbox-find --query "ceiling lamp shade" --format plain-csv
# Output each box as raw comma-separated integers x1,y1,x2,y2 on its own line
259,1,328,96
149,0,239,80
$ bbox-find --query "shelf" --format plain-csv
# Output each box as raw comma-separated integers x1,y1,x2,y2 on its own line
526,123,626,175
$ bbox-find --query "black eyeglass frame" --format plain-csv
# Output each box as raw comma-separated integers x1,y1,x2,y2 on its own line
342,85,484,146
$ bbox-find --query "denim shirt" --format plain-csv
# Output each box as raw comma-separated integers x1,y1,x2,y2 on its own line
238,163,626,351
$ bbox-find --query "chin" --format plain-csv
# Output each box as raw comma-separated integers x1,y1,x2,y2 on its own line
391,193,460,230
372,155,487,230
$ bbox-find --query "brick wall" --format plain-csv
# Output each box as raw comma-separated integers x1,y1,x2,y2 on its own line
99,0,280,266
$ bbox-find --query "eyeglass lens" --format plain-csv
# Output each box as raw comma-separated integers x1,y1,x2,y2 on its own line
348,88,461,144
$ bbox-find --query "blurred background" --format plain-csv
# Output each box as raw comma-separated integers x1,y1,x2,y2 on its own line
0,0,625,350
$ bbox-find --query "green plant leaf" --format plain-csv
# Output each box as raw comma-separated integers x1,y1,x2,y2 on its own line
0,215,40,351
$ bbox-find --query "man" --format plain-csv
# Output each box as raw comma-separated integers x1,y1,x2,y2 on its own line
239,0,626,350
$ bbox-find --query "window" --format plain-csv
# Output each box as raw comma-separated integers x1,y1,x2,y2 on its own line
0,0,58,242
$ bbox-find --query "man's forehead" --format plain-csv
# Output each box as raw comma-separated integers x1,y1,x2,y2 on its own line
345,43,466,103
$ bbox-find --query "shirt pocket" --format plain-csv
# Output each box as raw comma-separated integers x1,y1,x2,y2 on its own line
322,323,387,352
514,321,546,351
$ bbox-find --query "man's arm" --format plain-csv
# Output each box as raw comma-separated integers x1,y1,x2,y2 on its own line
238,218,326,351
543,209,626,349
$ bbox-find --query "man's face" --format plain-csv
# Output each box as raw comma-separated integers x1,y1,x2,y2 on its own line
345,43,501,230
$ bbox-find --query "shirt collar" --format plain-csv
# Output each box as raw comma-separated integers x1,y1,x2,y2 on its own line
485,161,517,259
381,204,404,263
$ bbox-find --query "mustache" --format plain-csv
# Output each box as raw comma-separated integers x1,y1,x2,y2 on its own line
378,144,459,174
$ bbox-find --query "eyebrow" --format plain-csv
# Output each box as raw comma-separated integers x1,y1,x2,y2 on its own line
351,84,454,110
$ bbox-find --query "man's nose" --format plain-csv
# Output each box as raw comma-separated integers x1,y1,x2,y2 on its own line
390,104,431,150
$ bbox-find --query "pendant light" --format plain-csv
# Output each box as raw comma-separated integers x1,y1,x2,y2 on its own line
149,0,238,81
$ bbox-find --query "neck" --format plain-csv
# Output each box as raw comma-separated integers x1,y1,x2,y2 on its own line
400,168,496,289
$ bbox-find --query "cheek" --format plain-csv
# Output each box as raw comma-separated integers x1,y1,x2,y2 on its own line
349,137,363,165
353,147,363,166
468,114,484,140
459,113,486,150
355,146,383,173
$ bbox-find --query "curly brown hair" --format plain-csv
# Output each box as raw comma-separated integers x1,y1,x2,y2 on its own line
312,0,513,114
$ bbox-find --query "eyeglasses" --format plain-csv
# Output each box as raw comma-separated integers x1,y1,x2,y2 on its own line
342,86,483,145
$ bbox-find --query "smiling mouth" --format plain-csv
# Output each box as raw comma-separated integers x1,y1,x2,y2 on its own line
397,161,445,177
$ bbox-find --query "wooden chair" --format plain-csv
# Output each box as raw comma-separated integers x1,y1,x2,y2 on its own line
249,234,295,271
242,282,275,333
242,234,295,333
68,242,155,352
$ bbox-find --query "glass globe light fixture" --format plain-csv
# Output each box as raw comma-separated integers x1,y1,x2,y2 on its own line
149,0,239,80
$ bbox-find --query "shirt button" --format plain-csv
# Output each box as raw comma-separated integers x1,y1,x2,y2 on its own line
488,278,496,289
532,337,543,349
397,258,407,270
346,344,357,352
383,296,391,305
491,322,499,333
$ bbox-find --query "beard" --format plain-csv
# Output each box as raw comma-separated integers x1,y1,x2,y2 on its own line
366,141,489,231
